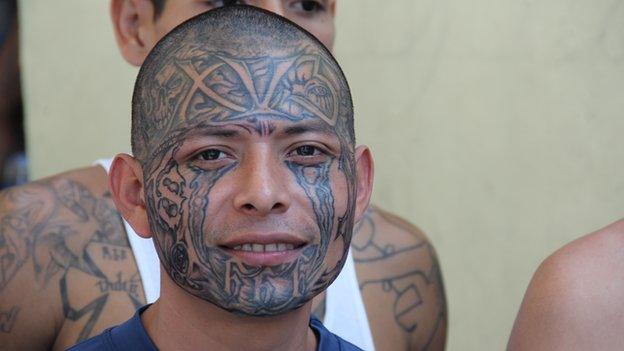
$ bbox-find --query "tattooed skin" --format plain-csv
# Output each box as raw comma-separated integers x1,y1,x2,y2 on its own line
0,306,19,333
134,8,356,316
353,208,447,350
0,177,145,344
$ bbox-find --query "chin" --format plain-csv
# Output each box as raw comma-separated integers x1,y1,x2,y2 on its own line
224,296,312,317
165,240,339,316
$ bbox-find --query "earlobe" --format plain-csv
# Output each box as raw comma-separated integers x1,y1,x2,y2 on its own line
109,154,152,238
353,146,374,224
110,0,155,67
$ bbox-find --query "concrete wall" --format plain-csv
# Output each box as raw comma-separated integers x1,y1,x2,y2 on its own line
20,0,624,349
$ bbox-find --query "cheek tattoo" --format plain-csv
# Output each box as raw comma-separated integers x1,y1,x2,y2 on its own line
133,6,356,315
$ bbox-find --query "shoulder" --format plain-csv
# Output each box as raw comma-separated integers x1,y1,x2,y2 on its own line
352,206,446,350
0,165,109,213
508,219,624,350
0,165,117,285
0,167,104,349
352,206,443,295
352,206,435,265
0,164,111,297
0,165,117,241
0,165,143,350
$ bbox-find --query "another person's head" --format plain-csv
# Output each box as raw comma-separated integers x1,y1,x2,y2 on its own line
110,5,372,316
111,0,337,66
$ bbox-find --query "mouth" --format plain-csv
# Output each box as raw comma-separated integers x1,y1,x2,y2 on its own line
219,233,309,266
230,243,299,252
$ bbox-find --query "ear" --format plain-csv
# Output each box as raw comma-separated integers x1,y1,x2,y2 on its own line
353,145,374,224
109,154,152,238
328,0,337,18
110,0,159,67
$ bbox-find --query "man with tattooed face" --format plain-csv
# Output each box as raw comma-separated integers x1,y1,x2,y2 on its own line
0,1,447,350
71,6,372,350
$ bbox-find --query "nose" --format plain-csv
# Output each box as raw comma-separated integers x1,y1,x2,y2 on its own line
232,146,290,216
247,0,286,17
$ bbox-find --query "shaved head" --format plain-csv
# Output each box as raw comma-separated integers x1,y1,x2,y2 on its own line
132,5,353,166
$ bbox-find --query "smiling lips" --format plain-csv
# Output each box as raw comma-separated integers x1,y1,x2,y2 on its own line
220,233,308,266
233,243,296,252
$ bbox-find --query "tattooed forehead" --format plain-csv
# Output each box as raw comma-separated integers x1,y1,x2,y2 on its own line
135,44,351,160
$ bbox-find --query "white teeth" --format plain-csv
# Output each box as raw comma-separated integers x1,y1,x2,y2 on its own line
232,243,298,252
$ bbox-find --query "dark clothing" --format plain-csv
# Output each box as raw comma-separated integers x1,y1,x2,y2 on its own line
67,305,363,351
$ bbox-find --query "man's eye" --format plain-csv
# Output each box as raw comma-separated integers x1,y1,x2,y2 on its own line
290,0,325,13
202,0,240,8
196,149,225,161
203,0,226,7
295,145,321,156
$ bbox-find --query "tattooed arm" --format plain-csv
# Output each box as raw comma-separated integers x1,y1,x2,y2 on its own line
353,206,447,351
0,166,145,351
0,177,59,350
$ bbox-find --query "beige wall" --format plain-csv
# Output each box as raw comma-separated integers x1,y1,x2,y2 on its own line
20,0,624,350
20,0,135,173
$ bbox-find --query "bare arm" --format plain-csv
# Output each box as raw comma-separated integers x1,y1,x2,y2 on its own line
0,167,145,351
508,220,624,351
353,206,447,351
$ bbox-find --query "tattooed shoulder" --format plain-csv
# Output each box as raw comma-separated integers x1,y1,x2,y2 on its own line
352,206,447,351
0,166,146,350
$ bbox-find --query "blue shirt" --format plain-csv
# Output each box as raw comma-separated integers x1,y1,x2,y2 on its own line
68,305,363,351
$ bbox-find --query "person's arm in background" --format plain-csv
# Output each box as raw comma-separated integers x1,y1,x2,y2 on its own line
0,167,146,351
354,206,447,351
508,219,624,350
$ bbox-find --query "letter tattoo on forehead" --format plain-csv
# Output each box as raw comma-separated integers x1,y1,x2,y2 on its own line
132,6,356,315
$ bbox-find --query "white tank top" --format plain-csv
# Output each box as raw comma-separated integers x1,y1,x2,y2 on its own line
95,159,375,350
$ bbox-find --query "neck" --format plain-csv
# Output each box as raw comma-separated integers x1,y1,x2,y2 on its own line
142,273,318,351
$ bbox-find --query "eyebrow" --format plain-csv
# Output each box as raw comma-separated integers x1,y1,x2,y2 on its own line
282,121,335,136
187,125,241,138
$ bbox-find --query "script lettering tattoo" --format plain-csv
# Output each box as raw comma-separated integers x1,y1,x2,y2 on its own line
353,209,446,350
136,17,355,316
101,245,128,261
57,184,144,341
0,179,145,341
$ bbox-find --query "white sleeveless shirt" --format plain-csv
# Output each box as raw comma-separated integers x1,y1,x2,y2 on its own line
96,159,375,350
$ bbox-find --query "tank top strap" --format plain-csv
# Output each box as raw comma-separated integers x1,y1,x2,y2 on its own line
323,249,375,350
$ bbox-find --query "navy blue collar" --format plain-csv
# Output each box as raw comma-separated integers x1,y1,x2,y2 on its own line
109,305,158,350
102,304,361,351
